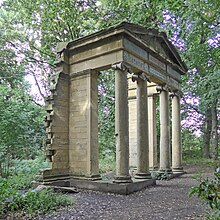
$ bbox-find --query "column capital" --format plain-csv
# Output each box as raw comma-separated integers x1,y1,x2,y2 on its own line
170,90,183,98
131,72,150,82
156,84,169,93
112,62,131,73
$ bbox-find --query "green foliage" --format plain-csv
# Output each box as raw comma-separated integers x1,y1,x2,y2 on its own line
0,83,46,177
190,172,220,219
20,189,73,215
0,175,73,217
98,71,115,162
0,7,46,178
10,156,49,176
182,129,203,160
3,0,101,67
0,0,218,176
98,0,164,29
151,171,170,180
99,156,116,174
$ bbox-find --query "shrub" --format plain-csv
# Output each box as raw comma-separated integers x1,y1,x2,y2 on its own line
190,171,220,219
10,155,49,176
99,150,115,174
151,171,170,180
0,175,73,217
21,189,73,215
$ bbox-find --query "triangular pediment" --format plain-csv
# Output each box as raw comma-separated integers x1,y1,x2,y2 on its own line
119,22,187,73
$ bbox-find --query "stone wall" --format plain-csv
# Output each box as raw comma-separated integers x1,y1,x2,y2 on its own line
43,72,70,179
128,79,137,167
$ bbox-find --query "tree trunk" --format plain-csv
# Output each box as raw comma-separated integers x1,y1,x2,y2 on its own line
203,108,212,158
211,101,218,160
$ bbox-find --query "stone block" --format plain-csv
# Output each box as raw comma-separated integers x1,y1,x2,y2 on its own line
69,50,123,74
52,162,69,169
51,126,68,133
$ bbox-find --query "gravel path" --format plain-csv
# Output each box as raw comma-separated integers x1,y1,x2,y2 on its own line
37,163,213,220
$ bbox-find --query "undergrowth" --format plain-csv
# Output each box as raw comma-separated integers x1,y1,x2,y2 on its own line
190,171,220,219
0,157,73,218
99,152,115,174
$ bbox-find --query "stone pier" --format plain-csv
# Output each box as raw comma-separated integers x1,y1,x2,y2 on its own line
69,70,100,180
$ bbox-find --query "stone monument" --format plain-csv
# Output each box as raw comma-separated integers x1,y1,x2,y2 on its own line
43,22,187,194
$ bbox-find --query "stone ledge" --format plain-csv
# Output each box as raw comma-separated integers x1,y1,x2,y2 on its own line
173,171,186,178
70,178,156,195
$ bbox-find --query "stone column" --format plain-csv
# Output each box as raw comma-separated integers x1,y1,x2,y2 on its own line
171,92,184,174
113,63,132,183
157,85,172,173
133,73,151,179
148,94,158,171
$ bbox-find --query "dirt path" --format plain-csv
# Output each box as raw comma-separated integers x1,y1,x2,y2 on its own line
37,163,214,220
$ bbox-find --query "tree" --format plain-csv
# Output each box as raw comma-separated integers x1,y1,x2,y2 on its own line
0,8,46,177
1,0,219,161
3,0,101,103
163,0,220,158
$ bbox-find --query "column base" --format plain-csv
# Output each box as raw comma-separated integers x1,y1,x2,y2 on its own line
158,168,173,174
149,166,158,171
113,175,132,183
135,172,152,179
172,167,185,174
85,174,102,181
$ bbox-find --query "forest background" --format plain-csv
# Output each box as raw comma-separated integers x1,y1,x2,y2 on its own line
0,0,219,189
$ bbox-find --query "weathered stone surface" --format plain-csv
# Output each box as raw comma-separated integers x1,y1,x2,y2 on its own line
135,77,151,179
171,93,184,174
128,98,137,167
32,185,78,194
158,88,172,173
70,178,155,195
149,54,166,71
68,70,100,179
43,22,186,194
114,63,131,183
148,95,158,170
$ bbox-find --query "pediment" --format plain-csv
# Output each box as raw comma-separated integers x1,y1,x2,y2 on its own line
121,22,187,73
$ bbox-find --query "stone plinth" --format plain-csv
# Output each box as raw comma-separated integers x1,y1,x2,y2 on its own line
70,178,156,195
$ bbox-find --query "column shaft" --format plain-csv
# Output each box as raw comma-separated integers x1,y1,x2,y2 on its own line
148,95,158,170
159,89,172,173
135,78,151,179
114,66,132,183
172,94,184,173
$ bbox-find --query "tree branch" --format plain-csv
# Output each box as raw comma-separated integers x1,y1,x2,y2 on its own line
30,68,45,101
